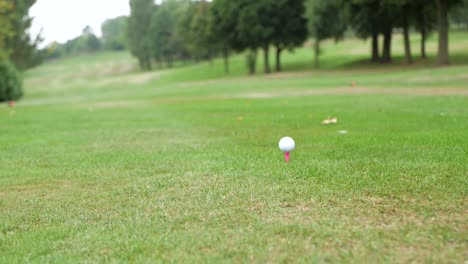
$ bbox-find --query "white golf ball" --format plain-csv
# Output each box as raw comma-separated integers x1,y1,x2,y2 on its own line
279,137,295,153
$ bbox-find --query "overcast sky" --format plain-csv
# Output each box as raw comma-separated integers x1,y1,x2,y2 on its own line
30,0,131,45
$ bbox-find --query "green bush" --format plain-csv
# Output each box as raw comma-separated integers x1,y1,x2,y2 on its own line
0,60,23,103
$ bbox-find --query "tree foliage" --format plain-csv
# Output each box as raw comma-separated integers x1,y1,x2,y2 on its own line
0,60,22,102
210,0,243,73
346,0,439,63
188,1,215,61
123,0,464,72
412,0,438,59
101,16,128,51
450,0,468,30
1,0,43,69
272,0,308,72
0,0,15,60
437,0,463,65
128,0,154,70
307,0,347,67
0,0,38,103
149,1,192,68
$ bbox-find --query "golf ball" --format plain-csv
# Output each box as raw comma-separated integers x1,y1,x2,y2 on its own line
279,137,295,153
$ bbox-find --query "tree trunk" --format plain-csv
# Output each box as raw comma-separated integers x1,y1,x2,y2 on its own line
138,58,144,70
209,54,214,66
382,27,392,63
143,57,151,71
371,31,380,62
403,12,413,64
437,0,450,65
314,41,320,68
223,48,229,74
147,58,152,71
275,47,282,72
167,57,172,68
263,44,270,74
246,49,257,75
421,28,427,59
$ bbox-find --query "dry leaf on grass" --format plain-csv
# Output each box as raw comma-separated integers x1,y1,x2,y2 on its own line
322,117,338,125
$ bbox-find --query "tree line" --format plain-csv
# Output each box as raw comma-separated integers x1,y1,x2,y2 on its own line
1,0,468,103
126,0,468,73
42,0,468,72
46,17,129,60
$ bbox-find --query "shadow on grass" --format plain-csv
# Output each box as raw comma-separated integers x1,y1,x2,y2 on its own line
281,52,468,74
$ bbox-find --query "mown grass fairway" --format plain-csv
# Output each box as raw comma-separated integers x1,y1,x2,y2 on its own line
1,33,468,262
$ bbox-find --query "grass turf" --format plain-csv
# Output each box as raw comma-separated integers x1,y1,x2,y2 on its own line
1,33,467,262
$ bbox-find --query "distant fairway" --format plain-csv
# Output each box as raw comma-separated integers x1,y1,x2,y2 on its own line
1,33,467,262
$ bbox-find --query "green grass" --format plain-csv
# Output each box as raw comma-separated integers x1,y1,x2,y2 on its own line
1,33,467,263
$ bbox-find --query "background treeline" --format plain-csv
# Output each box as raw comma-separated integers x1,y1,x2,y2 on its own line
124,0,468,73
42,0,468,72
127,0,309,73
45,0,468,73
46,17,128,60
1,0,468,103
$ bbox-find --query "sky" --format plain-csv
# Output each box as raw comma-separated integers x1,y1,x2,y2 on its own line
30,0,131,45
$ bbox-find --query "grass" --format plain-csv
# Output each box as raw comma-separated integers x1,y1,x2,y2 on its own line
1,32,467,263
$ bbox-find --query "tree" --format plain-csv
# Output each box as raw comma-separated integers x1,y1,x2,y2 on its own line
176,1,214,63
0,0,37,103
128,0,154,70
81,26,101,52
0,60,22,103
43,42,64,60
176,2,198,62
450,0,468,31
101,16,128,51
398,1,414,64
272,0,308,72
0,0,15,60
378,3,400,63
85,34,101,52
437,0,463,65
348,0,381,62
3,0,43,69
189,1,216,62
246,49,258,75
347,0,402,64
307,0,347,68
148,1,191,68
210,0,244,74
150,4,176,68
237,0,277,74
413,0,437,59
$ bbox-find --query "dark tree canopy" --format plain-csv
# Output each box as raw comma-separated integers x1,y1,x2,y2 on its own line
450,0,468,30
272,0,308,72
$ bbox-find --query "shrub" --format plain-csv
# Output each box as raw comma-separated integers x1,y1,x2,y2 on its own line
0,60,23,103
